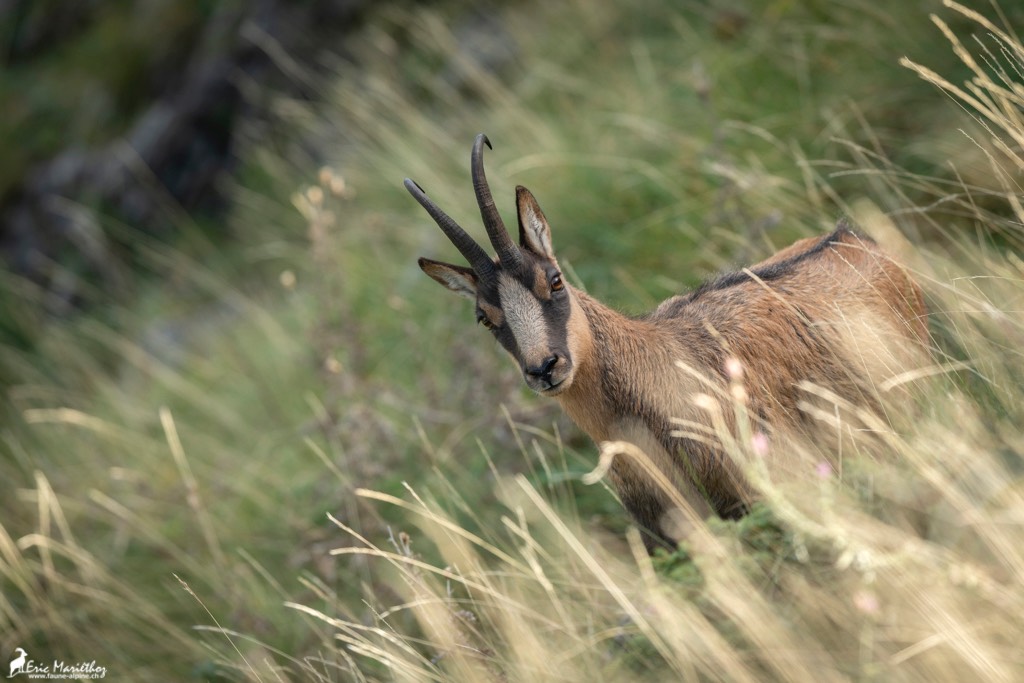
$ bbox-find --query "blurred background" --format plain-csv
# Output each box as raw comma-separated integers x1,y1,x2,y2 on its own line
2,0,1024,680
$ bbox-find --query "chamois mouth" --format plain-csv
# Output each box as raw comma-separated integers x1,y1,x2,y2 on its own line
539,378,570,396
524,359,574,396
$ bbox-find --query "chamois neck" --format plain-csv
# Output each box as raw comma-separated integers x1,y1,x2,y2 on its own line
568,288,629,368
572,288,628,324
555,287,666,440
571,287,664,353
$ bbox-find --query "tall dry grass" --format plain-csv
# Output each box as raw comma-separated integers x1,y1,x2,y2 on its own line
273,3,1024,680
2,1,1023,681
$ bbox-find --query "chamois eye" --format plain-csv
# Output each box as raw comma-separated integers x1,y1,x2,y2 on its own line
551,274,564,292
479,317,494,329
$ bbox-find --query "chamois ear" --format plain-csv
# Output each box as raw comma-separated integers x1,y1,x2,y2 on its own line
418,258,478,300
516,186,556,260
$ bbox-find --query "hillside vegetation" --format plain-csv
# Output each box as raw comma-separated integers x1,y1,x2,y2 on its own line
2,0,1023,680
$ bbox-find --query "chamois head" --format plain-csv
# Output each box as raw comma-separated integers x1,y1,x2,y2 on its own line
407,134,579,395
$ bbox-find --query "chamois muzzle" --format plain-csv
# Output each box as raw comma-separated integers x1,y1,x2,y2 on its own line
522,353,573,395
525,355,559,382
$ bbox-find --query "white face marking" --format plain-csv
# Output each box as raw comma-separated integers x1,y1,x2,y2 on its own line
498,272,548,360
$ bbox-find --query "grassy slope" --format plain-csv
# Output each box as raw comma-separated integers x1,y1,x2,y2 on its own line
2,0,1024,680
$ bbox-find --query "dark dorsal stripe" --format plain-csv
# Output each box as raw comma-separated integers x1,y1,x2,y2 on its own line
684,223,866,304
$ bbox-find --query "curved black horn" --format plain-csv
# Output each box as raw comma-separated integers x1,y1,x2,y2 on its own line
405,178,494,277
472,134,523,270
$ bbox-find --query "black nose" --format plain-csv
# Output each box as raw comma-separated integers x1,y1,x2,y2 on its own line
525,355,559,380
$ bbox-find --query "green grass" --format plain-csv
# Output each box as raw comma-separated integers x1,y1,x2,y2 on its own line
3,0,1024,680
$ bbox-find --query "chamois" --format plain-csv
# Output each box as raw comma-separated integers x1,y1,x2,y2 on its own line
407,134,928,552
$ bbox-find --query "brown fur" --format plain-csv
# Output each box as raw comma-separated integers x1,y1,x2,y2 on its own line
555,226,929,551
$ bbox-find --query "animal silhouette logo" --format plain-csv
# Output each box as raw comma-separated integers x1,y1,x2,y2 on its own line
8,649,27,678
